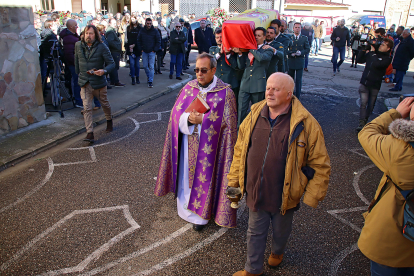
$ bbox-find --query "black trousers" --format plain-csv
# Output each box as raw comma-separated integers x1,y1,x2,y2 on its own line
358,84,379,120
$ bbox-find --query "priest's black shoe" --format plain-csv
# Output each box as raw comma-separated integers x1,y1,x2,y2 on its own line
193,224,205,231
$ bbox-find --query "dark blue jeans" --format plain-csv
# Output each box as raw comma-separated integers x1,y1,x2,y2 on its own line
68,65,82,106
39,57,48,85
129,55,140,78
170,53,183,77
332,46,346,72
304,53,309,69
371,260,414,276
393,70,406,91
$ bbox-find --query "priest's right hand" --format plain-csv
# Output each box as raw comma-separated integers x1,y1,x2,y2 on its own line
188,110,203,125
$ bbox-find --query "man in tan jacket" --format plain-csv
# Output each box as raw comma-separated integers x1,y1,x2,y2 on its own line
312,20,323,55
358,97,414,275
228,73,331,276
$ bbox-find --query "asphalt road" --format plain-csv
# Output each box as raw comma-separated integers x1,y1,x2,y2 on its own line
0,49,401,276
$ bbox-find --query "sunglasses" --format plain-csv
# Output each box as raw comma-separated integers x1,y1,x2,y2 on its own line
194,68,211,74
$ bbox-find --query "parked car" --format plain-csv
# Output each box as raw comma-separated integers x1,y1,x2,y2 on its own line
346,14,386,29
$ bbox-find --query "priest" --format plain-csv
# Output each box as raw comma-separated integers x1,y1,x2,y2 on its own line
155,53,238,231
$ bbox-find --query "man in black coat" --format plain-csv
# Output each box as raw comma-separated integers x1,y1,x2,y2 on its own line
106,19,125,87
39,19,57,86
390,29,414,91
356,38,393,131
137,18,161,88
330,19,350,75
194,19,215,54
169,22,186,80
184,21,193,69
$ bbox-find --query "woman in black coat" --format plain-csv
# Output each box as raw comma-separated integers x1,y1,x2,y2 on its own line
350,25,363,68
126,16,142,84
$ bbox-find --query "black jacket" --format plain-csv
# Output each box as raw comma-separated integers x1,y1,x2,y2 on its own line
137,25,161,53
194,27,215,53
331,26,350,48
74,40,115,89
126,25,142,55
392,35,414,71
187,25,194,44
169,29,186,55
358,50,392,90
39,28,57,59
105,26,122,53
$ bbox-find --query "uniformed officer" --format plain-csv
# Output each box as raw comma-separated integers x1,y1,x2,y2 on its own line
232,27,274,126
287,22,310,99
264,26,284,79
271,19,291,73
209,28,241,107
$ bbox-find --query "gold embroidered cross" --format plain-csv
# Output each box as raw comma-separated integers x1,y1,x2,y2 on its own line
199,157,212,172
204,125,217,142
209,93,223,108
208,110,219,122
195,185,206,198
176,101,183,112
202,143,213,155
198,173,207,183
183,88,194,100
192,199,201,209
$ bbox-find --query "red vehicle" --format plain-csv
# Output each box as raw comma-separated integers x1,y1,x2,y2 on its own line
283,14,344,42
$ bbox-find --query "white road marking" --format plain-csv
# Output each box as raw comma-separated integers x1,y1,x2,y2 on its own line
330,88,345,97
327,149,377,275
1,205,139,274
54,147,97,167
0,157,54,214
328,243,359,276
132,201,247,276
79,224,193,276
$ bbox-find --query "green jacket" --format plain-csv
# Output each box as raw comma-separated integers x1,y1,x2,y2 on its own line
237,47,273,93
209,46,240,89
266,40,285,79
287,34,310,70
105,26,122,53
275,33,291,72
74,40,115,89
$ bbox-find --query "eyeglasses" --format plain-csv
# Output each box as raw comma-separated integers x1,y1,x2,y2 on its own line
194,68,211,74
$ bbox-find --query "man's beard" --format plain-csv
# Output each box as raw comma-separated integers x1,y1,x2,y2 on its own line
266,37,273,42
86,38,95,44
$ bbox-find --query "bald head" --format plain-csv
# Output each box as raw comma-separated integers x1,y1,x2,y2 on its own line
266,73,294,111
403,29,411,38
66,19,78,33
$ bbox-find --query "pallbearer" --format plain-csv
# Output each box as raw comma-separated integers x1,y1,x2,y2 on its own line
155,53,238,231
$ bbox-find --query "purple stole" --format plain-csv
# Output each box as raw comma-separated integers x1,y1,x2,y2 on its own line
170,81,227,218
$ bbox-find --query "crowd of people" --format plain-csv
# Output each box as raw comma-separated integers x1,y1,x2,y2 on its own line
33,9,414,276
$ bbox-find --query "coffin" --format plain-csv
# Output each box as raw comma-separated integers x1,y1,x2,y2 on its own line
222,8,279,51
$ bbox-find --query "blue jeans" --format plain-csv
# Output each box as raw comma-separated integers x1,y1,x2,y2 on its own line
319,38,322,50
129,54,140,78
68,65,82,106
371,260,414,276
394,70,406,90
142,52,156,82
332,46,345,72
170,53,184,77
312,38,320,54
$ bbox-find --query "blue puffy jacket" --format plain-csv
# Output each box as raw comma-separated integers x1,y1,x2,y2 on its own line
137,26,161,53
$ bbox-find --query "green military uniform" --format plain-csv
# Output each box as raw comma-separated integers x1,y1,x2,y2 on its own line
287,34,310,99
266,40,284,79
275,33,291,72
209,46,241,107
237,46,273,125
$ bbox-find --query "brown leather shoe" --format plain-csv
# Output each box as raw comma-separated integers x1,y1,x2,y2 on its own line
268,253,283,267
233,269,263,276
83,132,94,143
106,120,113,133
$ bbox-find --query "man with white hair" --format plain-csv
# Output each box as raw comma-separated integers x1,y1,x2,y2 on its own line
228,72,331,276
390,29,414,91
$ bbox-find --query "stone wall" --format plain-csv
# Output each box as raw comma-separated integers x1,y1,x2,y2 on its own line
0,6,45,135
385,0,412,28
